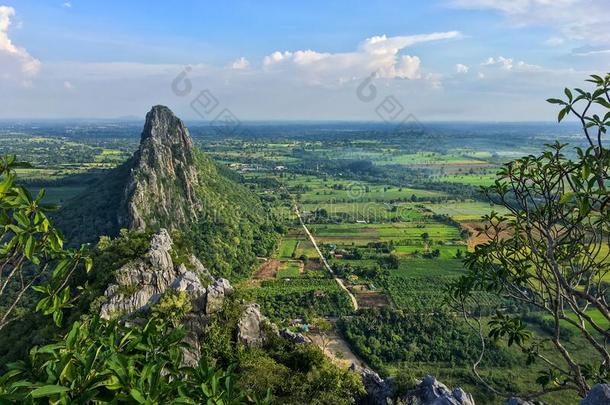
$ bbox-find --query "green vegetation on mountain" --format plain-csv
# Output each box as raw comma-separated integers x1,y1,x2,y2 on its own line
54,106,280,280
186,149,281,279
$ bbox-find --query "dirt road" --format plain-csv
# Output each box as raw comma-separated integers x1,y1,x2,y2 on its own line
294,205,359,311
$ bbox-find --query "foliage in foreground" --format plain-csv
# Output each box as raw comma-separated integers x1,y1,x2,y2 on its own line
449,73,610,398
0,316,270,404
0,155,89,333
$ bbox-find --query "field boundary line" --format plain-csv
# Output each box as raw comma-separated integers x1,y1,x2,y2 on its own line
294,205,359,311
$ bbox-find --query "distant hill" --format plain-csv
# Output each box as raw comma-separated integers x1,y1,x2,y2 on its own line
56,105,279,278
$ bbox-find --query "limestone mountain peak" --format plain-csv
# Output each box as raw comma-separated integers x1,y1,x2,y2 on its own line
120,105,201,230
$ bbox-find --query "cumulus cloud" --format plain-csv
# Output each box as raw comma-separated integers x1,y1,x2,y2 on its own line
482,56,541,71
450,0,610,45
0,6,41,82
62,2,72,8
262,31,461,83
456,63,469,73
230,56,249,70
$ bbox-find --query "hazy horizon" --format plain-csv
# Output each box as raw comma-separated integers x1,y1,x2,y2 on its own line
2,1,609,121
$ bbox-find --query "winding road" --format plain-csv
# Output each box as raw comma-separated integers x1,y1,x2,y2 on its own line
294,205,359,311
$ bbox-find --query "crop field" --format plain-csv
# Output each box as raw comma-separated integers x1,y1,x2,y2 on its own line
276,261,302,278
309,222,461,245
384,274,503,312
298,185,447,204
433,173,497,187
285,175,448,203
300,202,426,222
394,244,465,259
394,258,464,277
240,278,353,320
278,238,299,258
376,152,489,166
425,200,507,221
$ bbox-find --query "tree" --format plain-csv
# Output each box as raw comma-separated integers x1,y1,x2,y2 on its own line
420,232,430,254
449,73,610,398
0,155,89,331
312,317,333,353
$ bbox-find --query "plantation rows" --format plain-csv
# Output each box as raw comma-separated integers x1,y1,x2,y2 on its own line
383,276,505,312
240,279,353,321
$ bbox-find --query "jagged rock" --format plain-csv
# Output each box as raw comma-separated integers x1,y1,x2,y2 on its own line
181,330,203,367
205,278,233,314
402,375,475,405
237,304,266,347
188,254,213,283
350,363,394,405
171,264,207,311
100,229,234,321
100,229,176,320
120,105,201,230
281,328,307,344
147,229,174,270
580,384,610,405
99,229,240,366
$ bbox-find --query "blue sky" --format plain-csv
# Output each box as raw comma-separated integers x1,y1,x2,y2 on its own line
1,0,609,120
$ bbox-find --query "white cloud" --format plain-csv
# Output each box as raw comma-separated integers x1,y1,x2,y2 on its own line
450,0,610,45
0,6,41,83
544,36,564,46
456,63,469,73
573,48,610,56
482,56,541,71
63,80,73,89
62,2,72,8
262,31,461,83
230,56,249,69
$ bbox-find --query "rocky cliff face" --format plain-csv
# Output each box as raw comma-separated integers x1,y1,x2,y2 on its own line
100,229,232,364
120,105,201,230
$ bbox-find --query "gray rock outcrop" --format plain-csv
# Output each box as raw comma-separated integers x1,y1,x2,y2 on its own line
206,278,234,314
100,229,176,319
402,375,475,405
580,384,610,405
350,363,394,405
281,328,308,344
99,229,233,364
237,303,266,347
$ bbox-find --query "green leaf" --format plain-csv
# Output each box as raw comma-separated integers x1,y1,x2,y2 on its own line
564,88,572,102
130,388,146,403
558,107,568,123
52,259,70,278
84,256,93,273
559,192,576,204
546,98,566,105
24,235,34,260
30,384,70,398
596,98,610,109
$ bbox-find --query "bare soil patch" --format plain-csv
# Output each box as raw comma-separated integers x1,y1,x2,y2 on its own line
253,259,281,280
